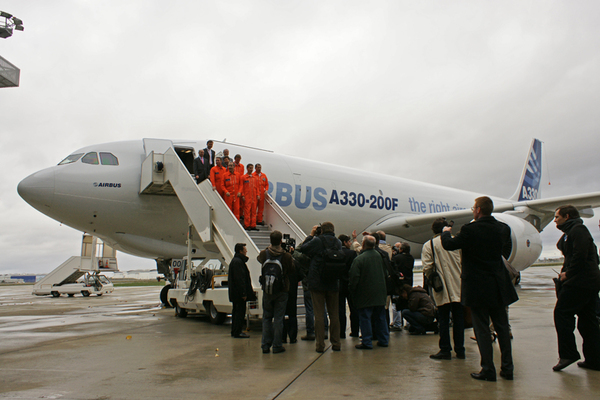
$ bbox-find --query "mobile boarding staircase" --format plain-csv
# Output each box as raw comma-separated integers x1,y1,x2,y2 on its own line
32,235,119,296
139,139,306,322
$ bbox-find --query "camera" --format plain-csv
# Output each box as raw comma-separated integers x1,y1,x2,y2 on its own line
281,234,296,253
315,224,322,236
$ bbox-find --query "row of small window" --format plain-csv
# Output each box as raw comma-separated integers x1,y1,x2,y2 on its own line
58,152,119,166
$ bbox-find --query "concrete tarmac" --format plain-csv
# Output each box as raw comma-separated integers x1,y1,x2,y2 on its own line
1,266,599,399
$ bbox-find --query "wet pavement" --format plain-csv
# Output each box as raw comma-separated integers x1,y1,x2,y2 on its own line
0,266,599,399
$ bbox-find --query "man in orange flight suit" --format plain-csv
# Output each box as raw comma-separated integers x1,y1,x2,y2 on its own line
223,162,242,220
233,154,244,176
242,164,260,231
253,163,269,226
210,157,226,197
234,154,245,220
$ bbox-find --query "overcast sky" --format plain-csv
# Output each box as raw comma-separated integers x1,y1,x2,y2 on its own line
1,1,599,275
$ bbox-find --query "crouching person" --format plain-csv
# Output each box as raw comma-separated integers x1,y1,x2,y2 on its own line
349,235,389,349
258,230,295,354
400,284,436,335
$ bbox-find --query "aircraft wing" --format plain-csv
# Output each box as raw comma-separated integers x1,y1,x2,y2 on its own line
366,208,482,245
516,191,600,214
369,192,600,245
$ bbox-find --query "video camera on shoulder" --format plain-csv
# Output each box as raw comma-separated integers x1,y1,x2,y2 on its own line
281,234,296,253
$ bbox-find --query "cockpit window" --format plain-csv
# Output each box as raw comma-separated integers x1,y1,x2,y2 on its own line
58,153,84,165
100,152,119,166
82,152,99,165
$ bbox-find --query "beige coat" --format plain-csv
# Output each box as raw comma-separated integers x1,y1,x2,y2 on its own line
422,234,462,306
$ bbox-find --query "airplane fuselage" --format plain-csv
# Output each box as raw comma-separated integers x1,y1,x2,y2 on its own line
18,139,545,268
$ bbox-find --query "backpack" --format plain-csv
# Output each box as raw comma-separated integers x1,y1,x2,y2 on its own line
260,252,284,295
318,236,347,284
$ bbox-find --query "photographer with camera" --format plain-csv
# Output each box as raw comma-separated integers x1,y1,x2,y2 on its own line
300,222,343,352
257,230,295,354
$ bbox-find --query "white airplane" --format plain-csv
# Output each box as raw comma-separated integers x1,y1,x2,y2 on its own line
17,138,600,286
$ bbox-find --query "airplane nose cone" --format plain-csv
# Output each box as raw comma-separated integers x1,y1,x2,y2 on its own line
17,168,55,212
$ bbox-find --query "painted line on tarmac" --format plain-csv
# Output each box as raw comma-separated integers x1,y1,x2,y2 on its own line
272,344,332,400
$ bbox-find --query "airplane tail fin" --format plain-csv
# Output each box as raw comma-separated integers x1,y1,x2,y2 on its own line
510,138,542,201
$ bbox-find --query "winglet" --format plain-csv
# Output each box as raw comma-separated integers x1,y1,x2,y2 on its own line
511,138,542,201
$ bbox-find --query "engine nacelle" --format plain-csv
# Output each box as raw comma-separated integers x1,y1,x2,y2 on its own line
493,213,543,271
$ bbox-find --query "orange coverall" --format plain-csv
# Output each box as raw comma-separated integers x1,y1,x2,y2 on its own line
242,172,259,229
222,171,241,219
210,165,226,196
253,171,269,224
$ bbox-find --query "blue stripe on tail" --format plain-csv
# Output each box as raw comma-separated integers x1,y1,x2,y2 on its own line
518,139,542,201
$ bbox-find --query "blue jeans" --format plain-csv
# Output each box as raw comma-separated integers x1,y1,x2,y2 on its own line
402,309,433,333
262,292,288,350
358,306,389,348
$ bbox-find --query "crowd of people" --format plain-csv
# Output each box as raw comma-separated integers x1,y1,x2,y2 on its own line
193,140,269,231
224,175,600,380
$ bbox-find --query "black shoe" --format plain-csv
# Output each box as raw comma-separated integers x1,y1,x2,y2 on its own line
262,348,270,354
273,347,286,354
316,348,325,353
301,334,315,341
499,370,513,380
553,358,579,371
376,342,389,347
471,371,496,382
577,361,600,371
355,343,373,350
430,351,451,360
233,333,250,338
332,346,341,351
349,332,359,337
455,353,466,359
289,339,297,344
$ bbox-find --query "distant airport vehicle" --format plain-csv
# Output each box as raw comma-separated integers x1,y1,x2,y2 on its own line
18,138,600,321
31,234,118,298
33,273,113,297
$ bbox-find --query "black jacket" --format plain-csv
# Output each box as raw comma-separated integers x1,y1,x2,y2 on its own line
203,148,216,170
300,233,343,292
392,252,415,287
557,218,600,291
441,215,518,308
228,253,255,303
193,157,209,183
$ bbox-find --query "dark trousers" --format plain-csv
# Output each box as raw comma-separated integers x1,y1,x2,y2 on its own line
358,306,389,348
283,282,299,342
438,302,465,355
471,305,513,375
554,286,600,365
304,289,328,335
231,300,246,337
402,309,433,333
312,290,340,351
339,284,359,337
262,292,288,350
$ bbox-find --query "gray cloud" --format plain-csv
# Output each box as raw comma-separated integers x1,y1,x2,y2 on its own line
2,1,599,274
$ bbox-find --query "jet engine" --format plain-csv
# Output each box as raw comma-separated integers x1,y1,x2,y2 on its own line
493,213,543,271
